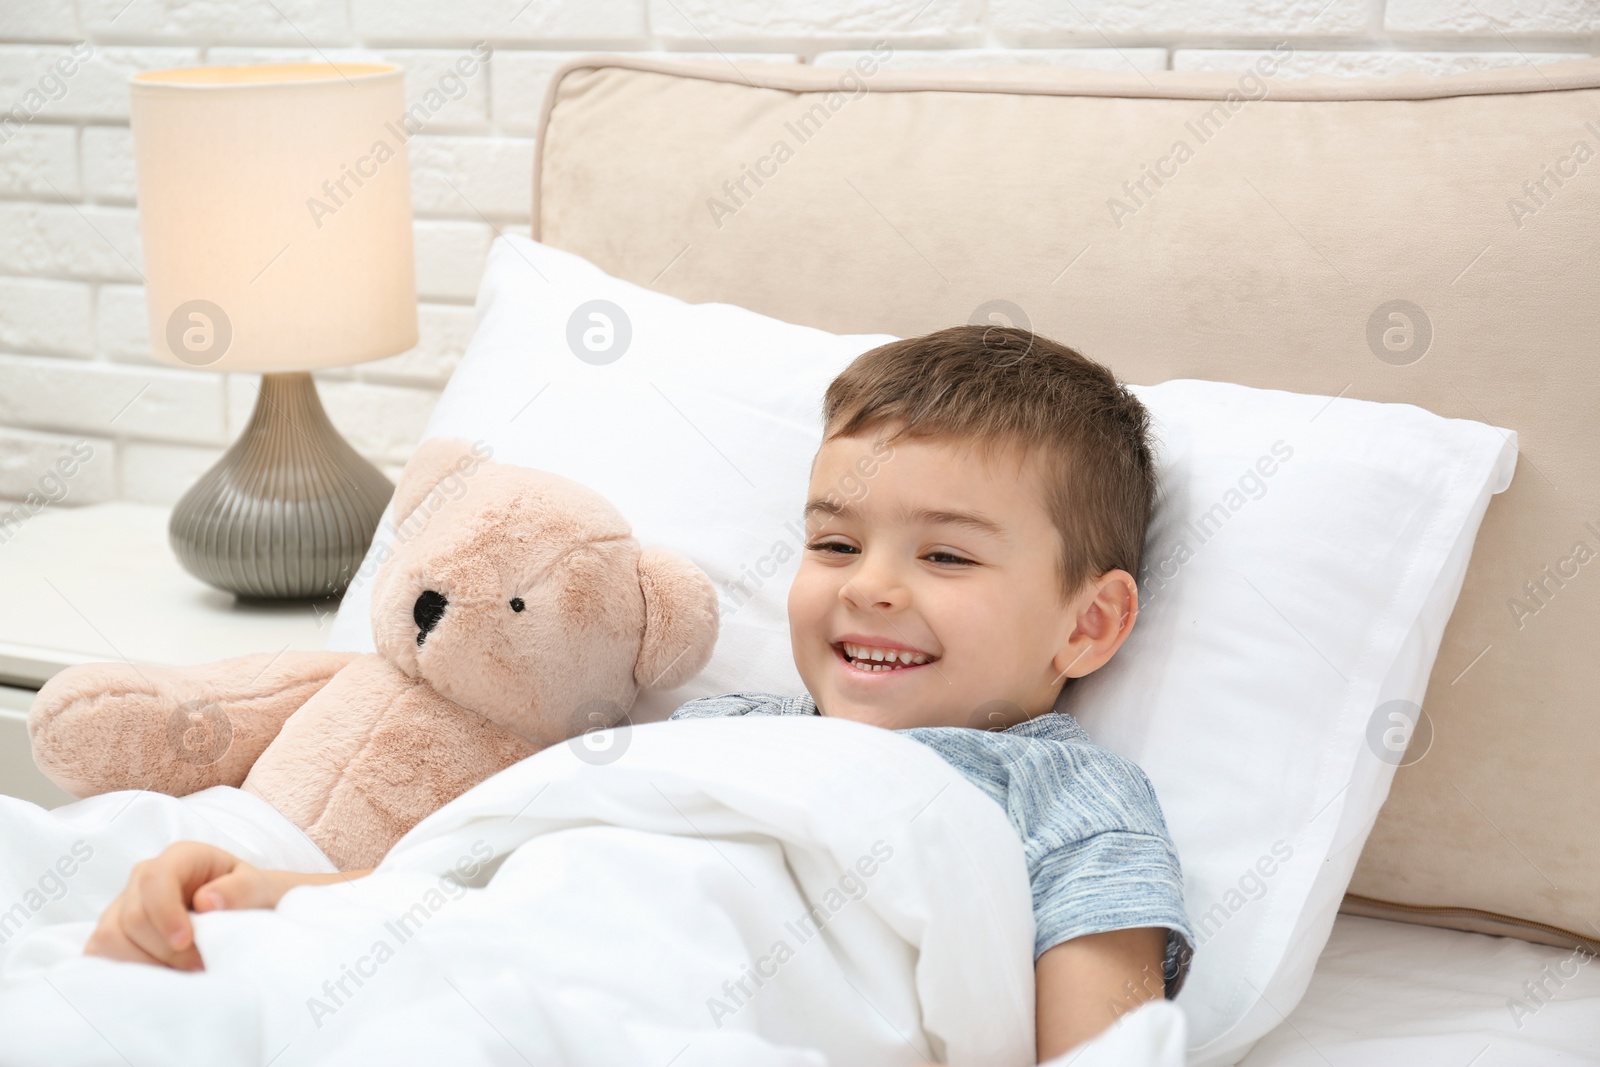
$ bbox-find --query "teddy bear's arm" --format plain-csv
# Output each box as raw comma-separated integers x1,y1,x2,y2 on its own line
28,650,361,800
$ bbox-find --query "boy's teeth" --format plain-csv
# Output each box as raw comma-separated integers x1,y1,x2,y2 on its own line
842,642,931,667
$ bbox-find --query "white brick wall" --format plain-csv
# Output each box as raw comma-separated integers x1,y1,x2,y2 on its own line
0,0,1594,507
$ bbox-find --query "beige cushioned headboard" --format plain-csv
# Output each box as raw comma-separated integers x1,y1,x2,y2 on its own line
532,55,1600,951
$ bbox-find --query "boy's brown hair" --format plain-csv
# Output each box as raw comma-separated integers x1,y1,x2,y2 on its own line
821,324,1157,600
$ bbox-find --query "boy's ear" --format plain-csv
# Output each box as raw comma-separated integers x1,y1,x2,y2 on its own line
391,438,484,527
1054,569,1138,681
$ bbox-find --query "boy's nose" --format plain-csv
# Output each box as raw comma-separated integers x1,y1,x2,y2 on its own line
839,560,905,611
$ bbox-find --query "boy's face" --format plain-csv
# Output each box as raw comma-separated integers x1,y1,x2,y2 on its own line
788,428,1135,731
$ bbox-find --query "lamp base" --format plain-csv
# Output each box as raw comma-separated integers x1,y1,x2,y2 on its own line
169,372,395,600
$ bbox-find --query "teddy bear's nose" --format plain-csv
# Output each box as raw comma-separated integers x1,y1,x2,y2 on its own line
414,590,448,646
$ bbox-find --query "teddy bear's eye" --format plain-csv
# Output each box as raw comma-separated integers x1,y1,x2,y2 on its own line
509,598,525,613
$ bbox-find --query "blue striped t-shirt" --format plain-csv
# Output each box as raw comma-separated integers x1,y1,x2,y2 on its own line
669,691,1196,999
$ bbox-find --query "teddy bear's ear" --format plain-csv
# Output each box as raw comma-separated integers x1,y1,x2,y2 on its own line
390,437,487,528
634,546,719,691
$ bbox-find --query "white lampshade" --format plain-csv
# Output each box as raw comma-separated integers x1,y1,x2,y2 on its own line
129,64,418,372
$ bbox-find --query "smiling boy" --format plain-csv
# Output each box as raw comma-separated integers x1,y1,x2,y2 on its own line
85,324,1192,1061
670,324,1194,1059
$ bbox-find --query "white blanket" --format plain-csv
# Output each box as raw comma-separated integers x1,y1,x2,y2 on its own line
0,715,1183,1066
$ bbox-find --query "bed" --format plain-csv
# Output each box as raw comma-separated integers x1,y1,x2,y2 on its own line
1238,915,1600,1065
520,53,1600,1064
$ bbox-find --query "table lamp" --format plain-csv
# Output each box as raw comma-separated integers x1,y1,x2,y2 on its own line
129,63,417,600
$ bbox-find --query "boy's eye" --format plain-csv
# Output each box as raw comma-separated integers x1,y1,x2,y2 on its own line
806,541,973,565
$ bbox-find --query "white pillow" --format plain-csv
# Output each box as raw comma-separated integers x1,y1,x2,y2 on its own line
330,235,894,719
328,235,1516,1065
1063,379,1515,1065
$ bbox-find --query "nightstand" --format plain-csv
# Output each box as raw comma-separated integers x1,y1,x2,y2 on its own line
0,502,341,808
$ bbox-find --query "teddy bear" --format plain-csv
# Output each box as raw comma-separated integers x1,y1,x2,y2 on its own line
27,437,720,871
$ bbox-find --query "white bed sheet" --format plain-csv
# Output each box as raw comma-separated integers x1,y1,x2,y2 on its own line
0,717,1043,1066
1240,914,1600,1066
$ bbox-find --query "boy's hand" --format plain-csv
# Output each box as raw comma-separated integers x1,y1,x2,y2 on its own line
84,841,359,971
84,841,246,970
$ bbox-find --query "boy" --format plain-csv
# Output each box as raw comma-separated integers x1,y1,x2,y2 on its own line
85,325,1194,1061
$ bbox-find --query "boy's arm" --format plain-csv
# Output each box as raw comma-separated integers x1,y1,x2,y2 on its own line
1035,926,1169,1061
915,926,1169,1067
84,841,373,971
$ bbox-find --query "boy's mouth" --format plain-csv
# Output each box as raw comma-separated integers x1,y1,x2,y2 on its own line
834,640,938,673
